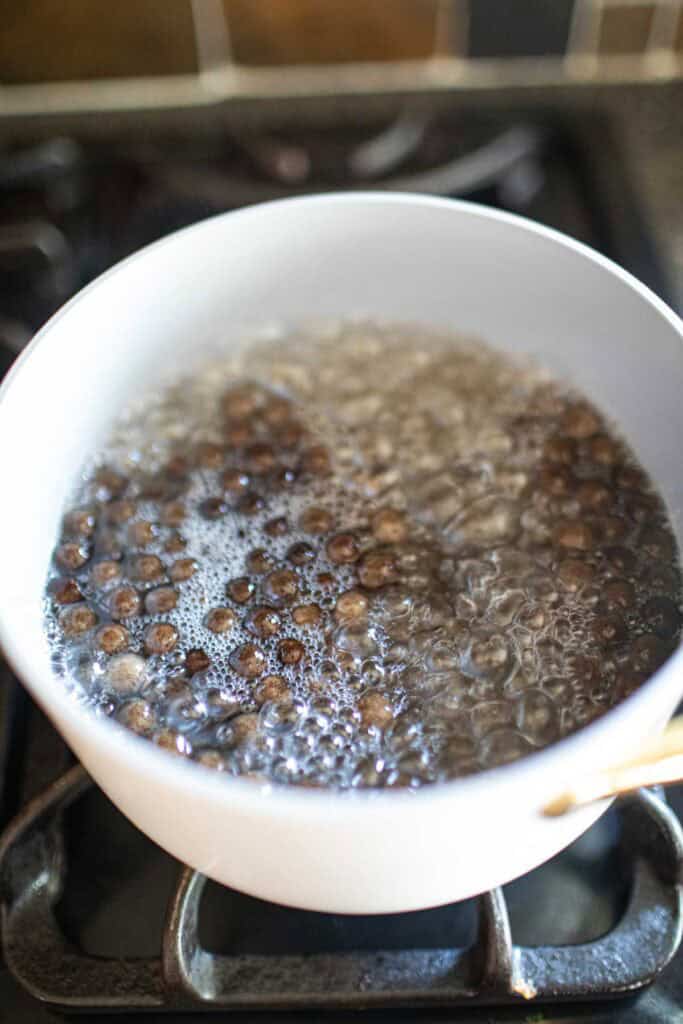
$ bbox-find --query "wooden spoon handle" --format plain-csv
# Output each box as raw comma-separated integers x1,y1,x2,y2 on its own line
544,716,683,816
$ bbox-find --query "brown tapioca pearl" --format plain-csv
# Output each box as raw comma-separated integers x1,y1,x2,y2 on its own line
52,578,83,605
117,699,156,736
230,713,260,745
63,507,96,538
593,614,627,645
300,445,332,477
109,586,141,620
590,435,621,466
316,572,336,589
246,548,274,574
561,404,600,440
221,468,251,494
600,516,628,543
144,622,179,655
254,675,290,706
603,580,635,612
538,467,574,497
264,568,299,605
130,554,164,583
603,546,637,575
195,441,225,469
230,643,266,678
161,501,186,527
136,475,170,502
326,533,360,565
576,481,612,512
227,576,256,605
292,603,322,627
278,638,306,666
558,558,595,591
264,516,289,538
543,437,576,465
185,648,211,675
222,384,263,420
263,396,293,425
553,519,594,551
358,549,399,589
127,520,158,548
642,596,682,639
371,508,407,544
616,465,647,491
90,559,122,588
645,561,679,593
170,558,198,583
623,492,656,525
224,419,255,448
97,529,125,560
358,691,394,729
300,506,333,535
107,653,147,694
618,670,649,699
94,467,128,500
334,589,370,622
197,749,227,771
165,454,190,480
200,496,228,520
94,623,129,654
630,634,668,674
106,499,137,525
205,606,236,634
517,604,546,630
237,490,266,518
55,541,90,572
269,466,298,491
280,421,306,449
144,586,179,615
154,729,192,757
164,533,187,554
60,604,98,636
244,442,277,475
246,605,281,638
640,527,675,561
287,542,316,566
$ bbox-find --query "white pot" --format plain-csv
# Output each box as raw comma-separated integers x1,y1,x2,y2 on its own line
0,194,681,914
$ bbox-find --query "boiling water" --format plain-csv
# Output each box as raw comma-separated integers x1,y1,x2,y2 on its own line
44,322,682,788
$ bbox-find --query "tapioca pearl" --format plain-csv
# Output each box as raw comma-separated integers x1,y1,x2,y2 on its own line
590,434,621,466
602,579,635,612
553,519,594,551
109,586,141,620
94,623,129,654
230,643,267,678
292,603,322,627
254,675,291,706
264,569,299,605
127,520,158,548
227,577,256,605
63,507,97,538
557,559,595,592
170,558,198,582
264,516,289,537
300,506,333,535
641,597,682,640
221,468,251,494
300,445,331,477
561,404,601,439
277,638,306,666
237,492,266,516
640,527,676,562
144,586,179,615
205,607,237,634
357,548,399,589
55,542,90,572
576,481,612,512
543,437,577,465
195,441,225,469
185,648,211,676
60,604,98,637
106,653,147,694
245,606,282,638
153,729,193,757
130,554,164,583
161,501,186,527
326,533,359,565
538,466,574,497
118,698,156,736
91,560,122,589
603,546,637,576
164,533,187,554
106,499,137,524
222,384,264,420
200,496,228,520
196,749,228,771
144,623,179,655
93,466,128,501
52,578,84,605
592,615,627,645
371,508,407,544
246,548,274,574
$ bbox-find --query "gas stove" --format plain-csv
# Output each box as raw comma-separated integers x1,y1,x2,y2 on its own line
0,108,681,1023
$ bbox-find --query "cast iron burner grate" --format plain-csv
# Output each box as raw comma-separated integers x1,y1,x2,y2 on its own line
0,761,681,1013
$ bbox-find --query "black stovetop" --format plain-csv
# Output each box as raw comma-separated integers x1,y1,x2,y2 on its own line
0,108,681,1023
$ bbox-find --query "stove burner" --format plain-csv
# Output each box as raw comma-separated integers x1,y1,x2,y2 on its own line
0,767,680,1012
